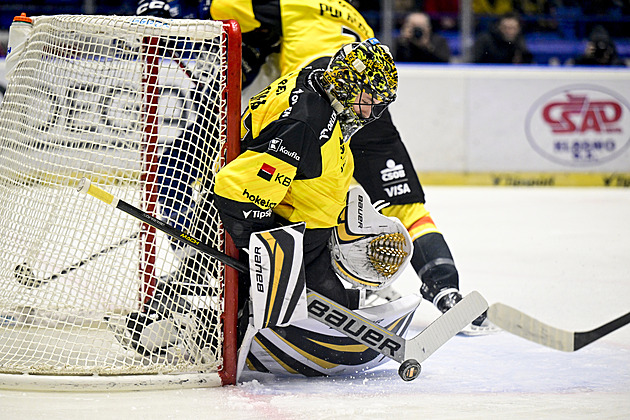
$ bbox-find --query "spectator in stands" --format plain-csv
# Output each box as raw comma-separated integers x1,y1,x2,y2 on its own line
395,12,452,63
571,25,627,66
473,12,534,64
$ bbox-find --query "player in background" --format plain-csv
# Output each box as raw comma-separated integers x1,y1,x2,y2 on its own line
135,0,492,332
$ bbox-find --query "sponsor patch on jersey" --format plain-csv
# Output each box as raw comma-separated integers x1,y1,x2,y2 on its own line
243,209,273,219
380,159,406,182
290,88,304,106
385,183,412,197
281,107,293,118
268,138,283,152
242,189,277,209
268,138,301,162
257,163,276,181
380,159,410,197
319,112,337,141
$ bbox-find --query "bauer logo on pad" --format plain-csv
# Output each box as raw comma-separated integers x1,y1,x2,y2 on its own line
257,163,276,181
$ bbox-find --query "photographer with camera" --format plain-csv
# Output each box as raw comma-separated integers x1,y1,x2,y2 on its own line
395,12,451,63
572,25,626,67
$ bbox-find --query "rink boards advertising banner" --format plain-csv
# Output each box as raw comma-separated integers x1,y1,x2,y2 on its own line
390,64,630,186
466,75,630,172
2,59,629,186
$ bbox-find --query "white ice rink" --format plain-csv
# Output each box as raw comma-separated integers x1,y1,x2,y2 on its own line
1,186,629,419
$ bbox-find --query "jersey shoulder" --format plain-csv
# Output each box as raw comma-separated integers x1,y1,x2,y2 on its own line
248,66,336,139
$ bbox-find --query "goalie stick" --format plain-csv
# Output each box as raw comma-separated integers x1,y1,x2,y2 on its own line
487,303,630,352
77,177,488,381
14,232,139,288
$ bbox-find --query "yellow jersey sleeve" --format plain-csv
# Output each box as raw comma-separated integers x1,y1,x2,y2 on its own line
214,150,297,211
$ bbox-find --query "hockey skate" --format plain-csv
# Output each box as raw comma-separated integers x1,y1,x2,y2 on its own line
435,289,499,336
111,254,221,360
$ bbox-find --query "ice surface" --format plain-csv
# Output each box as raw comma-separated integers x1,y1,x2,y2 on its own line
1,187,629,419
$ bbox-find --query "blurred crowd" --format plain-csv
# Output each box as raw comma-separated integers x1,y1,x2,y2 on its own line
357,0,630,66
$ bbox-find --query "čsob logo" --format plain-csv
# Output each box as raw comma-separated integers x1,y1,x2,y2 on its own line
525,85,630,166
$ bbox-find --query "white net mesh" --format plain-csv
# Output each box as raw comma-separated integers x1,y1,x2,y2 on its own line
0,15,239,389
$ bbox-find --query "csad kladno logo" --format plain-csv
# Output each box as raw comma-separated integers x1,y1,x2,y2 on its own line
525,85,630,166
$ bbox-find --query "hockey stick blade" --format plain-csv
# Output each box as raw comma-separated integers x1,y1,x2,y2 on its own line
404,291,488,362
307,291,487,365
487,302,630,351
14,232,139,288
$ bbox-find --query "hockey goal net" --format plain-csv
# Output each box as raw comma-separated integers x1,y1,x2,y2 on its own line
0,15,241,390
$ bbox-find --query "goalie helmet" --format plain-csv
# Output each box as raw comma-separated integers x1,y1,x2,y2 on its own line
319,38,398,142
329,187,412,291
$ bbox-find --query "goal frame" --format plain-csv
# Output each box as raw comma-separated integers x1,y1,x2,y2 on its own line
218,19,241,387
0,16,242,390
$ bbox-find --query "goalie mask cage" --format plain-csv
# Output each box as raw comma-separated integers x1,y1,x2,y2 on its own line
0,15,241,390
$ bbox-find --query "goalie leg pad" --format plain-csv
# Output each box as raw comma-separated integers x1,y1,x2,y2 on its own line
248,223,308,330
243,294,422,377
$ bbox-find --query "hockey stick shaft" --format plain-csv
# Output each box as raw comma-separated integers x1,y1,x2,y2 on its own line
487,302,630,352
15,232,139,287
78,178,487,368
77,178,248,273
575,311,630,351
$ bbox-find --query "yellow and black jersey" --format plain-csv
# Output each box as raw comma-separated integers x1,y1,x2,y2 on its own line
213,60,353,248
210,0,374,75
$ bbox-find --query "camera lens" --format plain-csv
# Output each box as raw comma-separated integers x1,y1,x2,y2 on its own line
413,28,424,38
594,41,610,58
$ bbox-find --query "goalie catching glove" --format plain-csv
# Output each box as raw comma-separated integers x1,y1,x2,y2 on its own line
329,186,412,290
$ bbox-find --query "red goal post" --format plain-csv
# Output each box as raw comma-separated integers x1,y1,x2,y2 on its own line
0,15,241,390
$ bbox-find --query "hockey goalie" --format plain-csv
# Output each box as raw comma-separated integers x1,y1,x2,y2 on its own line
120,39,471,379
122,186,420,378
211,39,420,378
236,186,417,378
